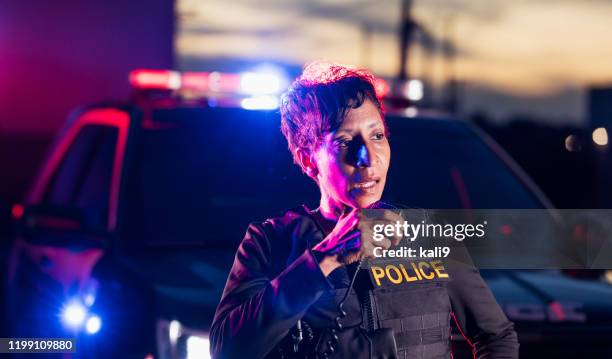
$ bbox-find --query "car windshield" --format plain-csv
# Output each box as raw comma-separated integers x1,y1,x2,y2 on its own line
124,107,318,248
124,108,542,248
384,116,542,209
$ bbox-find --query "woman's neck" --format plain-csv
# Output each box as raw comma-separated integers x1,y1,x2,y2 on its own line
318,193,349,222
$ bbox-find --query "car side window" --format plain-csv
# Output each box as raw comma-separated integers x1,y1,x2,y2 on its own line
43,124,118,229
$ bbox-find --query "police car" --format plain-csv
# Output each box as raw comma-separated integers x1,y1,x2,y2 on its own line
7,68,612,359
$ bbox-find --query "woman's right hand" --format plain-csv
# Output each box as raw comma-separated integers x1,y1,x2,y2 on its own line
312,208,401,272
311,209,359,276
312,208,361,255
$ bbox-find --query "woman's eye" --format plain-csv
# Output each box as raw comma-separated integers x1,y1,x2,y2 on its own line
373,132,386,140
335,138,350,148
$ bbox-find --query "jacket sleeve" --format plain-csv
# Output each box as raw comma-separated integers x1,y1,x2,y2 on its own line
209,222,333,359
447,263,520,359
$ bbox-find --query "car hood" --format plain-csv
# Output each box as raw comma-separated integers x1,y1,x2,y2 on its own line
483,270,612,338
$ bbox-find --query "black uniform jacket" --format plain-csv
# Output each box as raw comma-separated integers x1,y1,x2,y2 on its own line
210,206,519,359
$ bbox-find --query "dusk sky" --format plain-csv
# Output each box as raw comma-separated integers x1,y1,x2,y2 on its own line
177,0,612,124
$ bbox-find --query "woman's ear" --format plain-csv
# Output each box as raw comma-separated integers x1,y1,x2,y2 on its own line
296,148,318,178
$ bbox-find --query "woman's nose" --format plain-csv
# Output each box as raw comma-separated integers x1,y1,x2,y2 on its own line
356,144,372,167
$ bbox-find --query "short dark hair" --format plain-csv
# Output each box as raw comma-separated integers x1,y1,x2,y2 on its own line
280,62,385,173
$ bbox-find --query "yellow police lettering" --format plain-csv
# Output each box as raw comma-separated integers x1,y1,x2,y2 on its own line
410,262,423,280
370,260,450,286
385,265,403,284
431,260,449,278
418,261,435,279
371,266,385,286
399,263,418,282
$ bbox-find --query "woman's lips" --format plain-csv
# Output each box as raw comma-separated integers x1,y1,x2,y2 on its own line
352,178,380,194
354,180,377,189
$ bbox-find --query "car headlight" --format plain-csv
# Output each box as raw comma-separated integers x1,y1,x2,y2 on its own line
61,300,87,328
85,315,102,334
186,335,210,359
157,319,210,359
59,280,101,333
60,299,102,335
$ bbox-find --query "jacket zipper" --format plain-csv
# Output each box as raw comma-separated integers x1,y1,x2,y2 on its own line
363,289,376,332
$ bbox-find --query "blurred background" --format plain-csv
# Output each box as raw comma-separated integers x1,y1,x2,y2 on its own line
1,0,612,357
3,0,612,218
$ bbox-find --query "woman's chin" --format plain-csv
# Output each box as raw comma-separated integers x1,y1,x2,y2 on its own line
353,194,382,209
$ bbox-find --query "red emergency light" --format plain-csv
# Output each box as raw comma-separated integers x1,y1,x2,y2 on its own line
181,72,210,90
11,203,24,220
129,69,181,90
374,78,390,99
129,69,244,94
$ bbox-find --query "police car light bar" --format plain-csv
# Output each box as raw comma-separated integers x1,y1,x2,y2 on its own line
129,68,389,111
129,69,284,96
129,69,182,90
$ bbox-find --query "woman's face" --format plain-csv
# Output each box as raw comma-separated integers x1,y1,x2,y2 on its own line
312,99,391,209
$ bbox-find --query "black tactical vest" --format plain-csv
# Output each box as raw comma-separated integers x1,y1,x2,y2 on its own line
366,257,452,359
272,207,453,359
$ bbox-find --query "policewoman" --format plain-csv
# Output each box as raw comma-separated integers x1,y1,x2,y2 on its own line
210,63,519,358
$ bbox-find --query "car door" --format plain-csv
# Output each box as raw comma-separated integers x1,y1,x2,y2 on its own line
7,108,129,336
